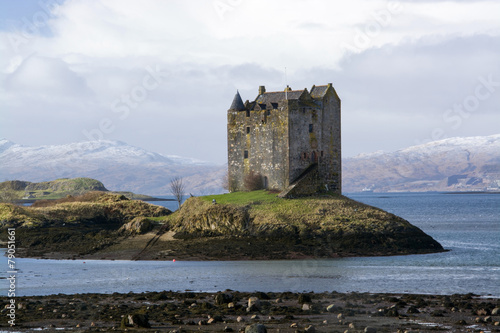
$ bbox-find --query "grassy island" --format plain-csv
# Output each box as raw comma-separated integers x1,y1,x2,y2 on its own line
1,189,444,260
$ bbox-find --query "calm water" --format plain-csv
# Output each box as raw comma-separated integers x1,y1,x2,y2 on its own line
1,192,499,297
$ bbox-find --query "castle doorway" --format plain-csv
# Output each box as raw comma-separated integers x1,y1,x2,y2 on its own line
263,176,268,189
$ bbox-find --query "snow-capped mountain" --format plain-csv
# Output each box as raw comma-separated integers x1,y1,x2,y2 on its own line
343,134,500,192
0,139,225,195
1,134,499,195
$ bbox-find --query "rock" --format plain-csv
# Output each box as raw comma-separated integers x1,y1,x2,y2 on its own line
337,313,344,320
305,325,316,332
251,315,259,320
477,309,489,316
302,303,311,311
208,315,223,323
485,316,492,323
245,324,267,333
349,323,355,329
492,307,500,315
118,217,153,234
275,298,283,303
224,327,234,332
298,294,312,304
121,313,151,329
247,297,261,311
456,320,467,325
290,323,298,328
364,327,377,333
494,321,500,326
326,304,337,313
237,316,244,323
228,302,235,308
207,318,216,324
407,306,420,314
215,292,233,305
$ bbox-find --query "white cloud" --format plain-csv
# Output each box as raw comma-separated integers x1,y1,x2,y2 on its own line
0,0,499,163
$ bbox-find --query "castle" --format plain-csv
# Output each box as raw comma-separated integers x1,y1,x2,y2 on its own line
227,84,341,197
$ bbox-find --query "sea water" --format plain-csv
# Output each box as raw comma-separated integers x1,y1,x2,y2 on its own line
1,192,499,297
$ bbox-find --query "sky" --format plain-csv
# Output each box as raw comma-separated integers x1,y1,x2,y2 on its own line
0,0,499,164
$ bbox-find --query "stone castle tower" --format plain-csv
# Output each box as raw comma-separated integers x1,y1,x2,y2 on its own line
227,84,341,197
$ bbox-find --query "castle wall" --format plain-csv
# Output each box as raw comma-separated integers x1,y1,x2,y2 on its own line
319,91,341,193
288,100,323,183
227,105,289,191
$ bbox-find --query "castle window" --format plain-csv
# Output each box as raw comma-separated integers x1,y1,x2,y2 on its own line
321,151,324,157
246,126,250,134
302,108,306,114
244,150,248,159
303,152,307,159
246,110,250,117
309,124,313,133
266,109,271,116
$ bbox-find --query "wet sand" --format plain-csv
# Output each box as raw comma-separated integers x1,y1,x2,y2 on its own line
1,291,499,332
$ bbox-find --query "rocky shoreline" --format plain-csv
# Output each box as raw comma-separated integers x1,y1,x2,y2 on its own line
1,291,498,332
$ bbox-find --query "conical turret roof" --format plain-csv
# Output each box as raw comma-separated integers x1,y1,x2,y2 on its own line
229,90,245,111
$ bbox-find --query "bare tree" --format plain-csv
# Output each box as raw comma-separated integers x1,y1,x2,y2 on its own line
170,176,185,210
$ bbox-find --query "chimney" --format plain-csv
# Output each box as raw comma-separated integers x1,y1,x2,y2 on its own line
258,85,266,95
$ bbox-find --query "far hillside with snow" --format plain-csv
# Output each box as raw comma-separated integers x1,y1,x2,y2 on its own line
0,139,225,195
343,134,500,192
1,134,499,194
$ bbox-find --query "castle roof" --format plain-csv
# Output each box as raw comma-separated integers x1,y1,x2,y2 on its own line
255,89,307,104
229,90,245,111
310,85,329,98
310,83,338,100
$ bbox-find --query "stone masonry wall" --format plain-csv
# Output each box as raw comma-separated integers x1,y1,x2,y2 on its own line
227,103,289,192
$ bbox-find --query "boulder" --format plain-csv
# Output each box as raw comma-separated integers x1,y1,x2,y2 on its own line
364,327,377,333
118,217,154,234
247,297,261,311
326,304,338,313
121,313,150,328
215,292,233,305
245,324,267,333
298,294,312,304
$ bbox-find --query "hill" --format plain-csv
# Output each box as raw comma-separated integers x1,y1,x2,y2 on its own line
0,139,225,195
343,134,500,192
1,134,498,195
0,177,152,202
1,192,171,257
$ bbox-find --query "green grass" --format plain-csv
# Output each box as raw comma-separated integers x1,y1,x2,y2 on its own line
200,190,281,205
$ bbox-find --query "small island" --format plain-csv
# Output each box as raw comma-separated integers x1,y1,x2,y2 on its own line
1,189,444,260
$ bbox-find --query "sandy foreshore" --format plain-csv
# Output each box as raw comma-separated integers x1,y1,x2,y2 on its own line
1,291,498,332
